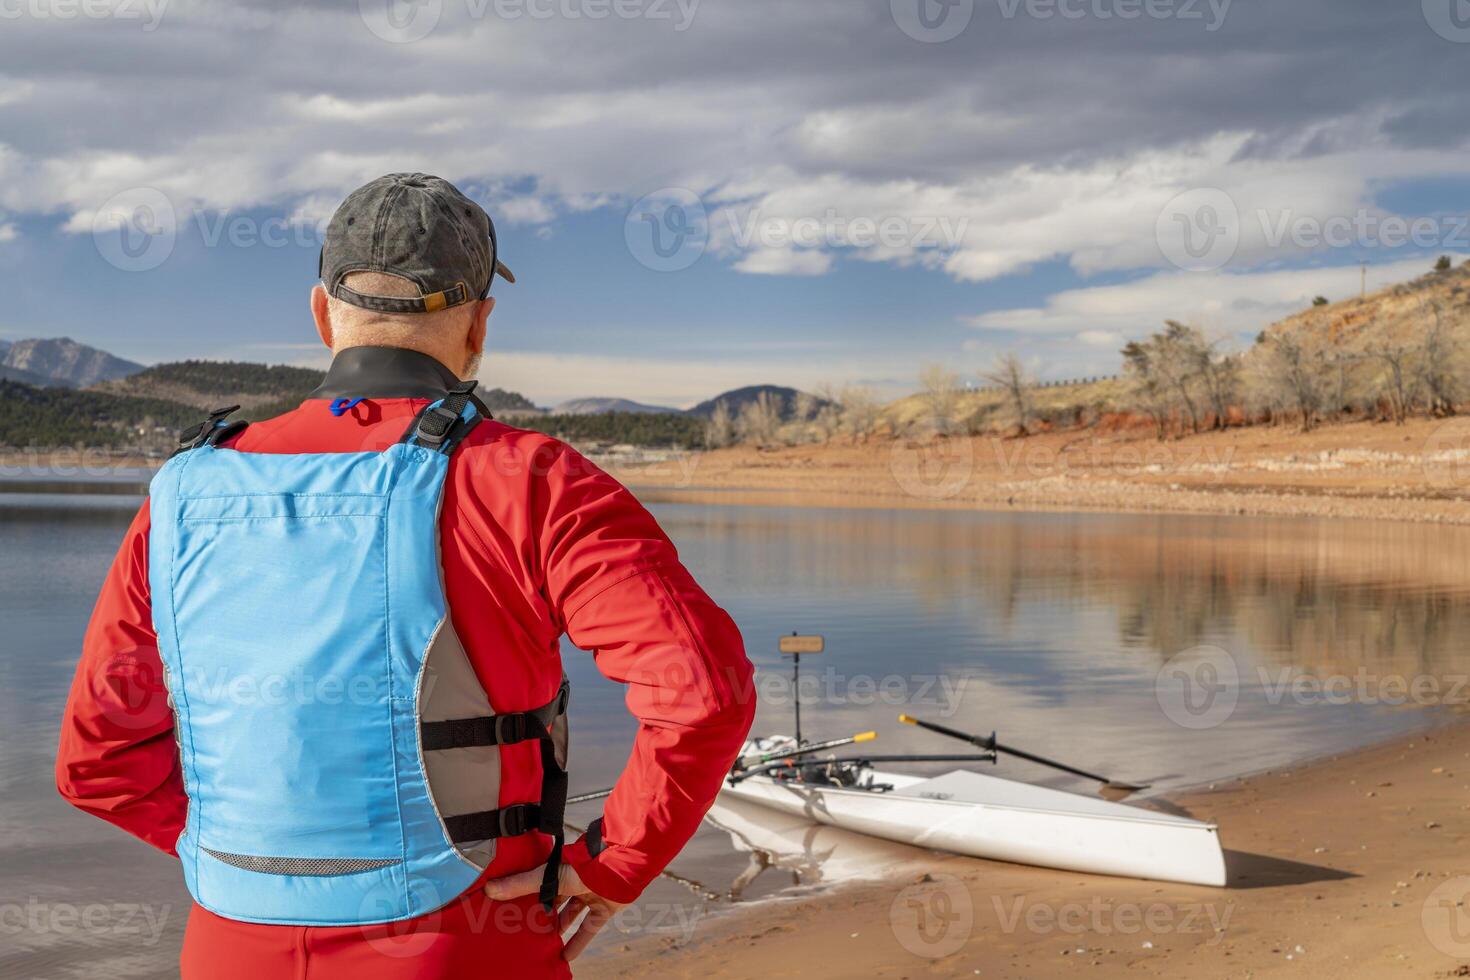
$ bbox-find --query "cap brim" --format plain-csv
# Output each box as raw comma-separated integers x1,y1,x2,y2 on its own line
495,260,516,284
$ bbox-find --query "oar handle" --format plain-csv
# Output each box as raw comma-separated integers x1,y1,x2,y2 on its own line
899,714,994,749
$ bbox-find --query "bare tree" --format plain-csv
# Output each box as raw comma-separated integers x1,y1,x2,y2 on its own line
1121,340,1172,439
1418,299,1461,416
839,384,880,442
737,392,782,447
1364,323,1425,425
981,353,1033,434
811,383,843,442
917,364,962,433
705,400,735,448
1253,332,1330,431
792,390,818,423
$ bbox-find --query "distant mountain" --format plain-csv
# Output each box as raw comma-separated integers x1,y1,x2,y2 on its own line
2,337,143,387
0,339,10,358
688,385,826,421
553,397,682,415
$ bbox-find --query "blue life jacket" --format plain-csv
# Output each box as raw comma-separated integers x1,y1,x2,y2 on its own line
148,384,569,926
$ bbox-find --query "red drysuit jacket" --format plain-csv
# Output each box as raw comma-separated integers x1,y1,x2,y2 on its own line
55,346,756,978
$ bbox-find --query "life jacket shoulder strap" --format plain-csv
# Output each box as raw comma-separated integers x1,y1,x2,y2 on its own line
172,405,248,458
402,381,488,454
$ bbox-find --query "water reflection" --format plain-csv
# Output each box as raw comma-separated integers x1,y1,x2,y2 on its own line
6,493,1470,971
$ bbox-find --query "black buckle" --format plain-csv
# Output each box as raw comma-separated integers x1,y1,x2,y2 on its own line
414,405,462,447
495,714,528,744
499,804,534,837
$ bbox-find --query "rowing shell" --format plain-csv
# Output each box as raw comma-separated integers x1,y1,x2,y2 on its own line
721,737,1226,887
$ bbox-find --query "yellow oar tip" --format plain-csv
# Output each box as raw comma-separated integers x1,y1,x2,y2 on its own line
854,731,877,742
898,714,916,725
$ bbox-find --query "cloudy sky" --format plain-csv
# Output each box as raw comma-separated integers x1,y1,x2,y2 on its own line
2,0,1469,407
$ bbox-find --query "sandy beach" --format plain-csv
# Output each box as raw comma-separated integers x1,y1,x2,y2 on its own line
581,718,1470,979
615,415,1470,527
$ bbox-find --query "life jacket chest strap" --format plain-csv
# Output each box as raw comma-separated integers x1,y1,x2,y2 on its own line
420,679,571,910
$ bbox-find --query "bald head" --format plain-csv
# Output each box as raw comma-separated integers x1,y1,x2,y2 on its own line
311,271,493,381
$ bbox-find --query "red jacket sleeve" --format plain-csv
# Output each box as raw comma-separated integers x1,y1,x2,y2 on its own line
55,503,187,856
538,446,756,904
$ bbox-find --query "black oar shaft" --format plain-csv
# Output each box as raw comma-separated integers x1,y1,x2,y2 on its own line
900,714,1143,789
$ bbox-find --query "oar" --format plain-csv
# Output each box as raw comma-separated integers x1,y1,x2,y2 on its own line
571,731,878,803
739,731,877,768
726,731,878,785
898,714,1150,794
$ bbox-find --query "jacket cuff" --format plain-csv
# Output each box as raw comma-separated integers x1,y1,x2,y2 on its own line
562,828,645,905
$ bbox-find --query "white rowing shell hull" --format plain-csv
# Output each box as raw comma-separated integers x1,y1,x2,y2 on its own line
720,765,1226,887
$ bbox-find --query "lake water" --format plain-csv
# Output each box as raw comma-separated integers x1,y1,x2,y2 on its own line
4,487,1468,976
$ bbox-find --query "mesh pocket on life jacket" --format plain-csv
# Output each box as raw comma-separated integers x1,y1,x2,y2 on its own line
200,849,400,877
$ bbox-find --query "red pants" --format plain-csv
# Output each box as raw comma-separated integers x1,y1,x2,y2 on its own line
181,893,570,979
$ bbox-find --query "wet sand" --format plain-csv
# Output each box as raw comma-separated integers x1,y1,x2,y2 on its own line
580,718,1470,979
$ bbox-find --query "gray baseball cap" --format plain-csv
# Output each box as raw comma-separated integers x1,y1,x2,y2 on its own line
319,173,514,315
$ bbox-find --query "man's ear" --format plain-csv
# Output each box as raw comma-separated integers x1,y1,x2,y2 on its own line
311,285,333,351
468,296,494,355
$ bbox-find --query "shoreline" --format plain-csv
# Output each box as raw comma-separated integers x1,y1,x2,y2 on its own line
580,717,1470,979
613,414,1470,527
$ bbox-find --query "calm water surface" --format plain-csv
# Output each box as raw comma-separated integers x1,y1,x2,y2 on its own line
4,490,1468,976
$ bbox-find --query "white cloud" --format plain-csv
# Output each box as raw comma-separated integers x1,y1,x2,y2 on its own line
966,255,1461,345
733,247,832,276
0,222,17,243
0,1,1462,290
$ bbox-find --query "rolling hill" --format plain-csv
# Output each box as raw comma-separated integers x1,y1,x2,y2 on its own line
689,385,823,420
